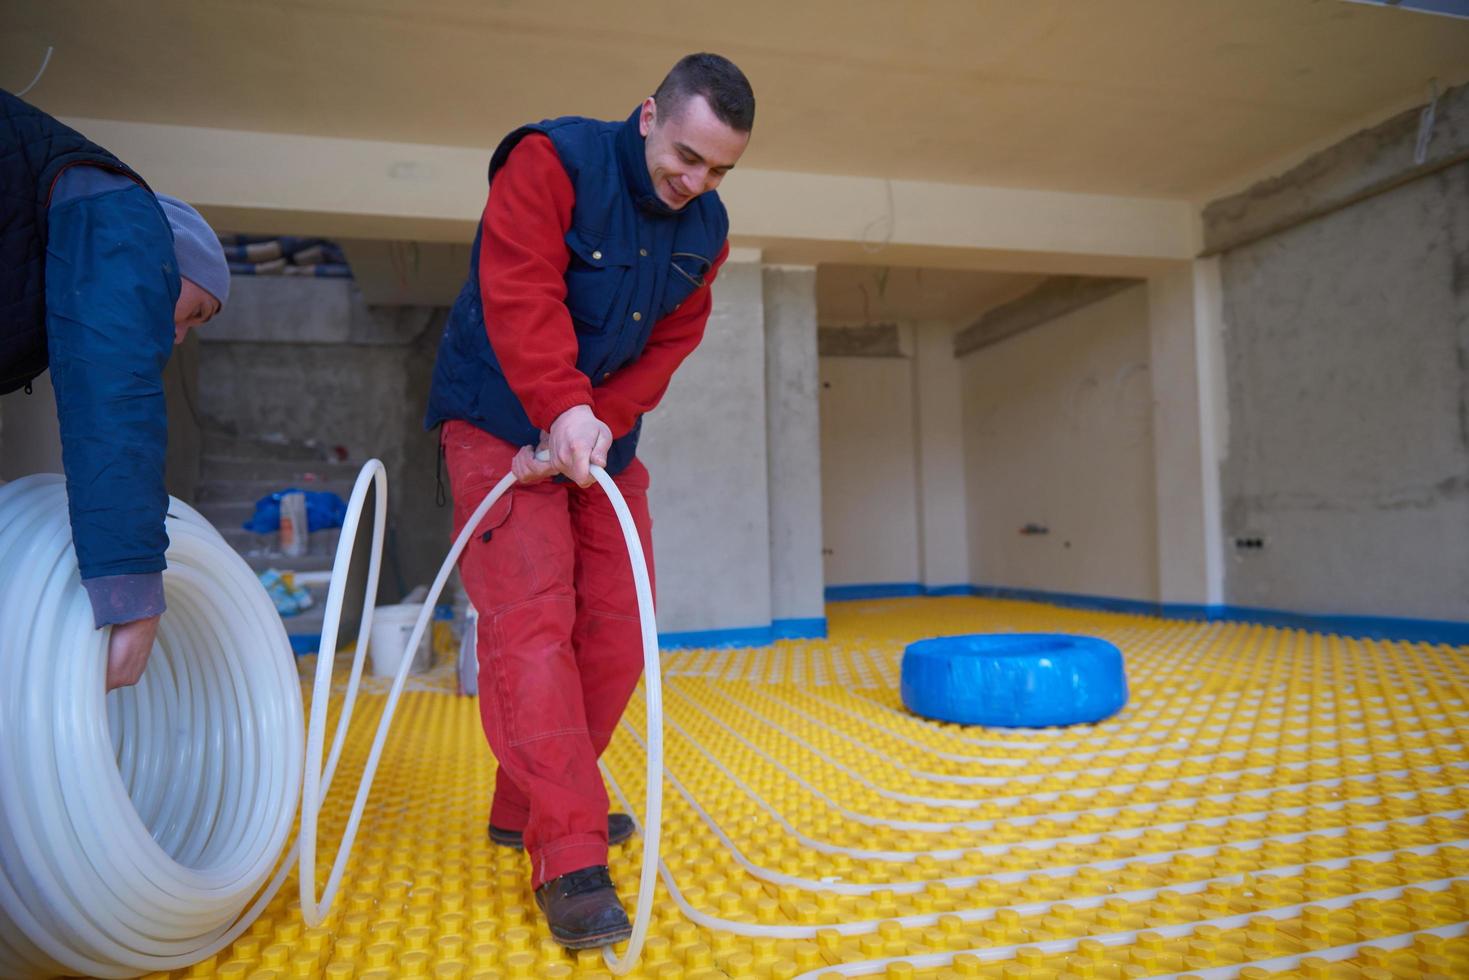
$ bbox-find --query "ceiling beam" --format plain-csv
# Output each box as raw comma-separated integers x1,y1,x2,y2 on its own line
67,115,1196,275
954,275,1139,357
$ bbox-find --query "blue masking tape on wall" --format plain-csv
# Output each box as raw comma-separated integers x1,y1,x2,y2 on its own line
825,583,924,601
966,584,1469,646
659,618,829,649
901,633,1128,727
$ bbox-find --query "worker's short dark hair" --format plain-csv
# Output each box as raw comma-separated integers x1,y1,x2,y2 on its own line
653,53,755,133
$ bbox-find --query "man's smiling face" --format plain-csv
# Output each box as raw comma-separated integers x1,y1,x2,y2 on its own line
640,94,750,210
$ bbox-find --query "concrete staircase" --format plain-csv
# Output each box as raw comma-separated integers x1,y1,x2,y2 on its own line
193,431,363,650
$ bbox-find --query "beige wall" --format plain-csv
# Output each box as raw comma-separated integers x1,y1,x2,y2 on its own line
961,285,1158,601
913,321,971,589
818,354,922,588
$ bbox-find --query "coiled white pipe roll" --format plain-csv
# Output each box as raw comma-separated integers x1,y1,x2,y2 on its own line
0,474,303,978
0,462,663,977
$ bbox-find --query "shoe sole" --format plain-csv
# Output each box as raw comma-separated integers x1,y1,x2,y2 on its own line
547,922,633,950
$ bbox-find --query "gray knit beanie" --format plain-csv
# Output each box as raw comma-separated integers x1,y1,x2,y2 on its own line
156,194,230,309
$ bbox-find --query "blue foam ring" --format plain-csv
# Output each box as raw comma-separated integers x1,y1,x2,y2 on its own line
900,633,1128,728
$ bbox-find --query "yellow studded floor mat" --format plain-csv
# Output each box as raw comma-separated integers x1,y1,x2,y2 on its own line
145,597,1469,980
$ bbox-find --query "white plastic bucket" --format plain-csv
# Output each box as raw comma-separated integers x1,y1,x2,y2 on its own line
367,603,431,677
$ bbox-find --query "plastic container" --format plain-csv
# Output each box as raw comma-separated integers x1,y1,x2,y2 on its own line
367,603,431,678
901,632,1127,727
278,491,308,557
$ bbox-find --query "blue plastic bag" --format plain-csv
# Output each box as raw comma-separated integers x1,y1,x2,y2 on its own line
901,633,1128,727
243,488,348,534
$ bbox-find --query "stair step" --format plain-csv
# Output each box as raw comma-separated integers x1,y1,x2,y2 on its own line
219,525,342,556
198,455,365,485
241,552,338,575
189,500,256,530
195,478,358,504
199,430,333,462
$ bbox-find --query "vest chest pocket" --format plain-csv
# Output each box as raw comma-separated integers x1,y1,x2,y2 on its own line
657,248,712,320
563,228,635,333
658,276,699,321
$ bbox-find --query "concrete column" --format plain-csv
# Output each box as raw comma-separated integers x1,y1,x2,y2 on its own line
912,320,971,590
640,254,773,636
762,266,825,635
1146,259,1226,608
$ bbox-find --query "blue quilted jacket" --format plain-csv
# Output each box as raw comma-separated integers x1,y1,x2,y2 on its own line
2,90,180,617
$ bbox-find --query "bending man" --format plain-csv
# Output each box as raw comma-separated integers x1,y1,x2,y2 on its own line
1,89,229,690
425,54,754,947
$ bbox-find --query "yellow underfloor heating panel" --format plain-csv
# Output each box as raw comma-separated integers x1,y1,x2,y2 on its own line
142,597,1469,980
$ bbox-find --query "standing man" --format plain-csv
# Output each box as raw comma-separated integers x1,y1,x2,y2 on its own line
1,89,230,691
425,54,754,948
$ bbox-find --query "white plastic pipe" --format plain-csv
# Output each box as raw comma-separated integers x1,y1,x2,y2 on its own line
295,463,664,972
0,475,304,978
0,462,663,978
590,466,663,975
298,460,390,924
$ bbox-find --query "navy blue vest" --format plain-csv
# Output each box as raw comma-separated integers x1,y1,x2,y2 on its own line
0,89,147,394
425,107,729,475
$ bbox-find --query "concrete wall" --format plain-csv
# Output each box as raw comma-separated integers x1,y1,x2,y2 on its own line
199,260,826,642
1214,164,1469,621
1,336,202,501
198,277,450,595
0,372,63,481
162,333,204,503
639,259,773,634
1203,81,1469,623
819,351,922,587
762,267,826,626
815,320,969,593
961,285,1158,601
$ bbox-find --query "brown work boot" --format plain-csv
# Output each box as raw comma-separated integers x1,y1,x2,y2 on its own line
488,812,636,850
534,865,632,949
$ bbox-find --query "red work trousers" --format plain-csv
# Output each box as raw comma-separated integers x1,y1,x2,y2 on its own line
442,420,653,888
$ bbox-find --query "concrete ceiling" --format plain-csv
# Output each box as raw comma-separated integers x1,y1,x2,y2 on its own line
5,0,1466,200
817,265,1046,326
